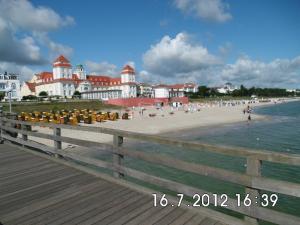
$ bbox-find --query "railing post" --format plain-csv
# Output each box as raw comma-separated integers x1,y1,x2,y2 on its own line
0,118,4,144
113,135,123,178
53,127,62,157
21,124,29,147
21,124,28,141
245,157,262,224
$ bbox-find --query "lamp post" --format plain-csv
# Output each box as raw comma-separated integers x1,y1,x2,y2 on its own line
5,88,12,114
9,90,12,113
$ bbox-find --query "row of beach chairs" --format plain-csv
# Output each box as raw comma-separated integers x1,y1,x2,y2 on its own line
17,109,129,125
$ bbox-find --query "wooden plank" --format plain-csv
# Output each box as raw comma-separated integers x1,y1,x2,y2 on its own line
118,165,300,225
0,173,88,213
245,158,261,224
2,134,57,154
123,205,170,225
0,172,84,204
53,127,62,150
57,189,135,225
15,143,248,225
153,207,186,225
0,158,47,174
0,172,80,201
108,199,154,225
119,147,252,188
58,151,113,170
184,214,205,225
14,182,117,225
0,165,67,189
92,197,151,225
1,181,103,223
0,162,56,181
199,218,218,225
171,210,197,225
138,206,175,225
215,222,227,225
113,134,123,178
75,192,144,225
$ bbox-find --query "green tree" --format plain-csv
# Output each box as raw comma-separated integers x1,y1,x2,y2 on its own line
72,91,81,99
39,91,48,97
22,95,37,101
198,86,210,98
0,92,5,101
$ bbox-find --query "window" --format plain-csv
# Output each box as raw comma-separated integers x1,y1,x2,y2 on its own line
11,83,16,90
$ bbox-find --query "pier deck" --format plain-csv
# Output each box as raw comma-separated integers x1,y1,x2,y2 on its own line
0,144,225,225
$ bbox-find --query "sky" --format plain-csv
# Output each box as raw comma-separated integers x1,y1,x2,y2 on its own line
0,0,300,88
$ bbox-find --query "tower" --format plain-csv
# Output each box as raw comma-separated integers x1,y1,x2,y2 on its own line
121,65,135,83
52,55,72,79
74,64,86,80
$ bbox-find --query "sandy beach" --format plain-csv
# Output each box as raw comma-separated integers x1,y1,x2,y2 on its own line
25,98,296,150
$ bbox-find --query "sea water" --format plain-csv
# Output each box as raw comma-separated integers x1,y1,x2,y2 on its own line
118,100,300,221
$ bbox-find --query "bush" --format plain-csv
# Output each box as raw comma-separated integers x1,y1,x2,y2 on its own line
22,95,38,101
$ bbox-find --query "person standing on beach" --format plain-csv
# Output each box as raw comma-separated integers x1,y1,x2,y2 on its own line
248,114,251,122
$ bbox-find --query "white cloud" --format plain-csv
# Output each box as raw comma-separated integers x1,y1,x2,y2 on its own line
0,18,46,65
33,32,73,60
125,61,135,68
142,32,300,88
0,0,74,32
143,32,221,80
0,62,37,81
174,0,232,23
0,0,74,66
85,61,118,75
220,56,300,88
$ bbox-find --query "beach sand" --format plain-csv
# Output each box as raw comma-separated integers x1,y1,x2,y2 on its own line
27,100,278,150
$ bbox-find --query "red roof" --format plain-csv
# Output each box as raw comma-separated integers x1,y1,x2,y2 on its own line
53,55,71,67
37,72,53,80
72,74,79,80
86,75,111,82
154,84,169,88
168,83,196,89
184,83,196,88
121,65,135,74
169,84,185,89
53,55,70,63
25,82,36,92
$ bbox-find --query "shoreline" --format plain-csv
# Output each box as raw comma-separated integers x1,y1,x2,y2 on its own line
27,98,298,150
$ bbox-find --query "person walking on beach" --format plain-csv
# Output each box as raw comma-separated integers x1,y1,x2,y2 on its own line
248,114,251,122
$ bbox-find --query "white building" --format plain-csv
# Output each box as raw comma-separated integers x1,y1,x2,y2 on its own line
217,82,238,94
0,72,21,101
137,83,154,97
153,83,197,98
21,55,137,100
21,55,198,102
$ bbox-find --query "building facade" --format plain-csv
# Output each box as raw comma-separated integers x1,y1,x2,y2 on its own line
0,72,21,101
21,55,137,100
21,55,197,106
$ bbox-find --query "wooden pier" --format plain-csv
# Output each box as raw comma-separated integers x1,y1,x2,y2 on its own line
0,116,300,225
0,143,223,225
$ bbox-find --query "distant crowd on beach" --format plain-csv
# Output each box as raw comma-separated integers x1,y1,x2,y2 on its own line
125,98,288,121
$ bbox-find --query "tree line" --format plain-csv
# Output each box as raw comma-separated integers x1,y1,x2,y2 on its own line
187,85,299,98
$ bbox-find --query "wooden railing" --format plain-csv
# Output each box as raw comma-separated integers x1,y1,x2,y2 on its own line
0,116,299,225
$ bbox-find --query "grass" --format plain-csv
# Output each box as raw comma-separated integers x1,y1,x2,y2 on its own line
1,100,123,114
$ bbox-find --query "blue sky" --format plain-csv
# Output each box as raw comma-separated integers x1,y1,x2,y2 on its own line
1,0,300,88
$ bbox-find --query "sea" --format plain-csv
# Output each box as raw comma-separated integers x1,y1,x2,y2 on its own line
99,100,300,222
